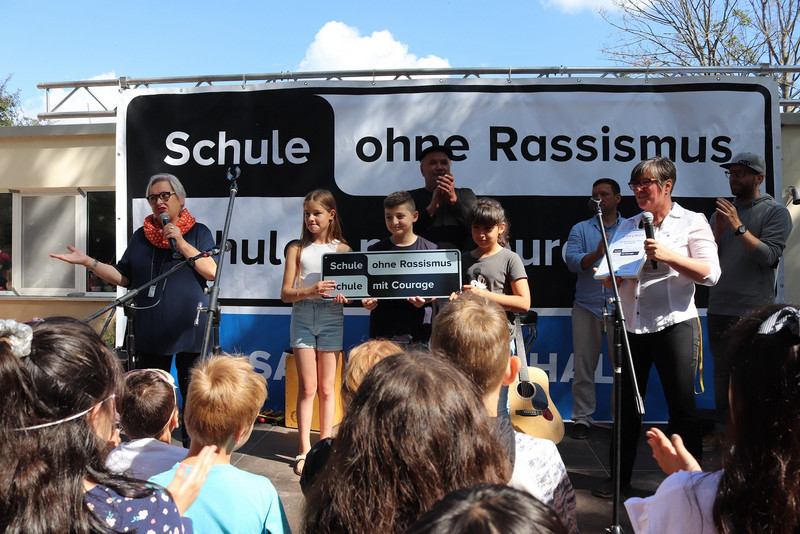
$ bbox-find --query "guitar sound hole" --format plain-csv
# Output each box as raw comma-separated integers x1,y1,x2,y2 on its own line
516,381,535,399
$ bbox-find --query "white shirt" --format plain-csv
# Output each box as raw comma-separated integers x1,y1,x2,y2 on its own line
299,240,340,295
510,432,578,533
618,203,720,333
106,437,188,480
625,470,722,533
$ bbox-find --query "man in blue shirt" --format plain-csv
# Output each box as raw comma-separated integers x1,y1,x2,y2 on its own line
563,178,623,439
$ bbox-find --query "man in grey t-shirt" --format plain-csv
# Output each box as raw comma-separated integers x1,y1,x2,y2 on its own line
706,152,792,448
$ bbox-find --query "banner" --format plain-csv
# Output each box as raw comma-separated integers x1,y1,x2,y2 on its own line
118,76,781,419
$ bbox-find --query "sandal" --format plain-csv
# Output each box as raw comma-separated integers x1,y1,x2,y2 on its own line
294,454,306,476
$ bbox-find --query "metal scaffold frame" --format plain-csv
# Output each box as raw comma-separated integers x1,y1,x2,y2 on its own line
37,65,800,120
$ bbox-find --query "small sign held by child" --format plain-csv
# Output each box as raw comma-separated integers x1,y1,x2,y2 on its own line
321,249,462,299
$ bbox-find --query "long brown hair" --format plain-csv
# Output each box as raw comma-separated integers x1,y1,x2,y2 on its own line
302,352,512,534
0,317,155,534
292,189,347,284
712,304,800,533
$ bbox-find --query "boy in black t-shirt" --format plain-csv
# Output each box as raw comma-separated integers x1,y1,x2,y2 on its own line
362,191,437,344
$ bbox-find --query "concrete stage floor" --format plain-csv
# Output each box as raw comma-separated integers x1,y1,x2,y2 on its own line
190,417,724,533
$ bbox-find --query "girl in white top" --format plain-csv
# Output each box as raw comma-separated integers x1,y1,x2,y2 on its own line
281,189,350,476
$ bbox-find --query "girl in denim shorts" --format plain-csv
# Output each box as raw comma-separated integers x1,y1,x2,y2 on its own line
280,189,350,476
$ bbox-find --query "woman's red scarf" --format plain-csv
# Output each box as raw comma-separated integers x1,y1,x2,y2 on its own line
143,209,196,249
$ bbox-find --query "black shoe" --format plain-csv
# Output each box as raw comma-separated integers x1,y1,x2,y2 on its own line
592,477,631,499
570,422,590,440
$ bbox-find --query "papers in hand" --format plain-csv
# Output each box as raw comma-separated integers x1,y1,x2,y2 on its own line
593,228,647,279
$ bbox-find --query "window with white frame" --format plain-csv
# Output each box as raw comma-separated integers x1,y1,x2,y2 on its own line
2,189,115,296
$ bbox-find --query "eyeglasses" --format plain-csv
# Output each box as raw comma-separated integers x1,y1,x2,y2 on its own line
724,169,753,179
628,178,659,191
146,191,176,204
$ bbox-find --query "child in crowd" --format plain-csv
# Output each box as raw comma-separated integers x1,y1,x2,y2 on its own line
457,197,530,417
150,354,290,534
107,368,188,479
299,339,402,494
302,351,512,534
280,189,350,476
362,191,437,345
625,304,800,533
405,483,568,534
430,294,577,533
0,317,216,534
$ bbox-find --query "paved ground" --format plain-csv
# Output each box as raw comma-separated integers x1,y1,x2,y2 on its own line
195,415,723,533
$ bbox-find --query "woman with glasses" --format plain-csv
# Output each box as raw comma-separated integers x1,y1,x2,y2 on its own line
593,156,721,499
51,174,216,445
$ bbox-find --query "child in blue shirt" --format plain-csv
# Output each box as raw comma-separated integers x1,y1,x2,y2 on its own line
151,355,290,534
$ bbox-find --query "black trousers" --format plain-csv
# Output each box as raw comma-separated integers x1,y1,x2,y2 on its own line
616,318,702,485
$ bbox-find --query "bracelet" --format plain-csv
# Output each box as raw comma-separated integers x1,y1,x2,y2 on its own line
89,259,98,272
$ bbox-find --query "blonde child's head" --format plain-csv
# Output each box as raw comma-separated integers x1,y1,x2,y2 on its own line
470,197,510,247
342,340,403,408
184,354,267,449
430,293,510,396
301,189,345,245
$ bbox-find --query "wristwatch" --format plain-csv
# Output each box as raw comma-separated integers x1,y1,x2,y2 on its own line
736,225,747,236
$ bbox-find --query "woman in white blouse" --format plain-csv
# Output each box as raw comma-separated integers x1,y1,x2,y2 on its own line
593,156,721,499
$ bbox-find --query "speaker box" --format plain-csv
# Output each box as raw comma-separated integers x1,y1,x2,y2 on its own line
284,350,344,431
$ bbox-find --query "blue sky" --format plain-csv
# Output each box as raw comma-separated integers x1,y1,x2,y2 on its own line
3,0,622,121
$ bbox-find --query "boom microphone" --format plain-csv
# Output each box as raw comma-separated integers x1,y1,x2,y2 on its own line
159,212,178,254
642,211,657,270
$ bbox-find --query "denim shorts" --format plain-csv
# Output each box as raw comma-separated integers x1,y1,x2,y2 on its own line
290,298,344,351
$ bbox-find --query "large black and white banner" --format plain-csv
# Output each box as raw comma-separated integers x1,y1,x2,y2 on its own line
117,77,781,417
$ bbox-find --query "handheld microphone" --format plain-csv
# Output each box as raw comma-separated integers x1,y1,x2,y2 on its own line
642,211,657,270
588,197,602,212
159,212,178,254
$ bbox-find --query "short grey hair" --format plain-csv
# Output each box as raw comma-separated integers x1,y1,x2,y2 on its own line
145,173,186,203
630,157,677,191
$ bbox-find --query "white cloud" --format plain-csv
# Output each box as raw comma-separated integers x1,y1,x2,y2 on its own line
299,21,450,72
25,71,120,124
541,0,618,14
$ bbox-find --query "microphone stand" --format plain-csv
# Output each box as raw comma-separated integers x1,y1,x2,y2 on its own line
199,167,240,358
83,247,227,370
592,199,644,534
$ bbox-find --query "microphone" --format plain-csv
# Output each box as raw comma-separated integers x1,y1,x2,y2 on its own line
159,212,178,254
208,241,233,256
588,197,602,212
786,186,800,206
642,211,657,270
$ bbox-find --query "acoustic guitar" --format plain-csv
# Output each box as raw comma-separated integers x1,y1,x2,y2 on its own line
509,364,565,444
